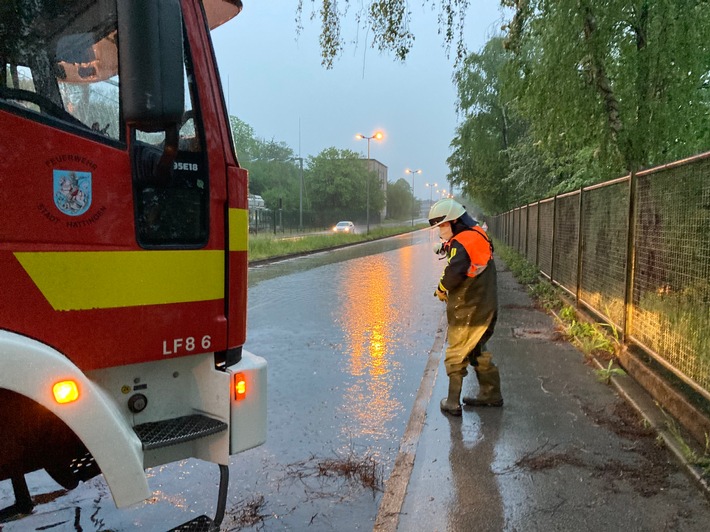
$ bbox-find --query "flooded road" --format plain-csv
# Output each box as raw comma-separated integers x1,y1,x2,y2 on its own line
234,230,444,530
4,229,710,531
0,230,445,531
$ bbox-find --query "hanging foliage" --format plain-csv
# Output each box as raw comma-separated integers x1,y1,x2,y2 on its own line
296,0,470,68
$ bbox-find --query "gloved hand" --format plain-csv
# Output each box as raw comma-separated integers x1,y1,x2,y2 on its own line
434,289,448,302
433,242,446,256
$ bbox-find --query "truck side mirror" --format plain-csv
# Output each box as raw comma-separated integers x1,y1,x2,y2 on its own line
118,0,185,132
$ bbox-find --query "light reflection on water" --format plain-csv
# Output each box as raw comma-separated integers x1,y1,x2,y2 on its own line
248,232,418,288
336,246,417,439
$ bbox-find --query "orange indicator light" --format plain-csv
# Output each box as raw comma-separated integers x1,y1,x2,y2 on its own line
53,380,79,404
234,373,246,400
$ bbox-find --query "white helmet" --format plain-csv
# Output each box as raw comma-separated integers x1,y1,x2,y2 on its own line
428,198,466,228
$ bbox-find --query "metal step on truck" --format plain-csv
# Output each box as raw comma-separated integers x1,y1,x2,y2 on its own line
0,1,266,529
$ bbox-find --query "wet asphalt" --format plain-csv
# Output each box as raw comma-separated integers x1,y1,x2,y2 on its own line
2,231,710,531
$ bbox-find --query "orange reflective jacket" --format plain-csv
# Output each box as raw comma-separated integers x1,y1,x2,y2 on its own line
451,227,493,278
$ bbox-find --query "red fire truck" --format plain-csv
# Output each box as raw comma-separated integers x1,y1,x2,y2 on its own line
0,0,266,528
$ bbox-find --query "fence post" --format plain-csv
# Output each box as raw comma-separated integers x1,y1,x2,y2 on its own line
622,171,637,343
508,211,512,246
536,200,541,266
550,195,558,283
505,211,510,245
503,211,510,246
576,187,584,306
525,204,530,259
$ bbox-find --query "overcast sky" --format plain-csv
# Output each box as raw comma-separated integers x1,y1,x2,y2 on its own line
211,2,508,200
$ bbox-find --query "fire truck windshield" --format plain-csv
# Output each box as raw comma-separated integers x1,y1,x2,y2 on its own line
0,0,120,138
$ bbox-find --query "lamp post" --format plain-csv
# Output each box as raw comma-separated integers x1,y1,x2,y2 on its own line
405,169,422,226
355,131,383,234
294,157,304,230
426,182,438,209
286,157,305,230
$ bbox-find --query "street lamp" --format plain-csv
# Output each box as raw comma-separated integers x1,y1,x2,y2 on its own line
355,131,383,234
285,157,305,230
425,182,438,208
405,169,422,226
294,157,304,231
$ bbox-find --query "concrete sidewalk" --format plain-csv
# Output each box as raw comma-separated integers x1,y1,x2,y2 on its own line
378,260,710,531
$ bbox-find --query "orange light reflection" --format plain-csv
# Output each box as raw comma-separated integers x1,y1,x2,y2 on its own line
338,249,416,438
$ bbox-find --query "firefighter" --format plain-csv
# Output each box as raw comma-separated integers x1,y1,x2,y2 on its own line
429,198,503,416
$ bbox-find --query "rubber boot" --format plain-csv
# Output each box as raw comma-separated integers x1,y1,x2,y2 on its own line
463,352,503,407
440,372,463,416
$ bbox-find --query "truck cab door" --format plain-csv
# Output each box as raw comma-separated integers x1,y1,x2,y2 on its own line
126,6,230,359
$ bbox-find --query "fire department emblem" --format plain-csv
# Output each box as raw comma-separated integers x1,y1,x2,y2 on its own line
53,170,92,216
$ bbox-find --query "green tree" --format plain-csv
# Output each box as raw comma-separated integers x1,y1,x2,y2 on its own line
306,147,383,224
448,37,523,213
246,141,301,212
229,116,261,164
503,0,710,177
386,178,414,219
297,2,710,214
229,116,302,212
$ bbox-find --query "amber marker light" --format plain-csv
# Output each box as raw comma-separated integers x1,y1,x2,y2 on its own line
234,373,247,400
53,380,79,404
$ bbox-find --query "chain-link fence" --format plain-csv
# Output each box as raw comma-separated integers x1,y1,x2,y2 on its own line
490,152,710,401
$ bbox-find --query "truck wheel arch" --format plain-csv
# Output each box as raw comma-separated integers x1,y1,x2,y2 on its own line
0,329,150,507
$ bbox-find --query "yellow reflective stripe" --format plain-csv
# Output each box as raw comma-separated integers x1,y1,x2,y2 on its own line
228,208,248,251
14,250,224,311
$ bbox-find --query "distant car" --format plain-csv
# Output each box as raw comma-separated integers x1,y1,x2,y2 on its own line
333,221,356,234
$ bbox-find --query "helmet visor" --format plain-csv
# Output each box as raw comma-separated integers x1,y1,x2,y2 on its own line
429,215,446,227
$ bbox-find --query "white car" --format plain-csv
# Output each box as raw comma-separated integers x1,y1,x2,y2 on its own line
332,221,356,234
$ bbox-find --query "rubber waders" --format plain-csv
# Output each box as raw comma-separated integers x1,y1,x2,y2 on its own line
463,351,503,407
440,372,463,416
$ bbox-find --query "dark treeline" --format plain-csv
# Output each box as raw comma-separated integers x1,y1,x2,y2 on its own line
229,117,417,227
449,0,710,214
